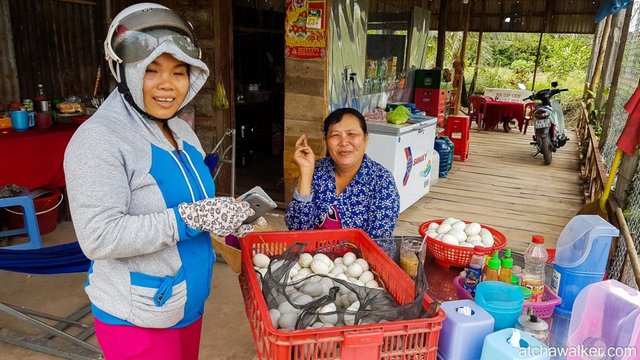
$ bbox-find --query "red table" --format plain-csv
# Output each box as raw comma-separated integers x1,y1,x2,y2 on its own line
0,123,77,190
483,100,525,131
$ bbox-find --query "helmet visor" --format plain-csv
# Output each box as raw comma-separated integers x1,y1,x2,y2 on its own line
111,8,200,63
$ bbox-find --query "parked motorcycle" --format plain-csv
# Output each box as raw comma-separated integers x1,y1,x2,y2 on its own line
523,82,569,165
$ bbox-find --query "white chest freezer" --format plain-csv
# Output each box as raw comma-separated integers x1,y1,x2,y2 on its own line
366,118,437,213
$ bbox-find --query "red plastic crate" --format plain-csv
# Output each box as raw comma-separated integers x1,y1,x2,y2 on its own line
444,115,470,162
239,229,445,360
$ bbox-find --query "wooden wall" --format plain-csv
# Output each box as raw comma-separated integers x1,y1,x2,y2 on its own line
283,58,328,203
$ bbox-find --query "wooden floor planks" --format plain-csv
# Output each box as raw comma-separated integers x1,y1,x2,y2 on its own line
395,125,584,252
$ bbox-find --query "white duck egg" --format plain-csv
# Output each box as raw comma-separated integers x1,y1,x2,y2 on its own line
467,234,482,243
298,268,313,278
269,309,281,329
479,228,492,237
441,234,459,245
365,279,379,288
278,312,299,330
252,253,270,268
292,294,314,306
427,230,439,239
298,253,313,268
359,271,374,284
291,274,307,288
354,258,370,272
447,228,467,243
344,301,360,326
334,257,344,265
481,234,494,247
460,242,474,248
427,222,439,231
288,267,299,278
310,260,330,275
313,253,333,267
451,221,467,230
300,282,324,297
465,222,482,235
343,252,357,266
351,279,365,287
442,217,459,225
437,223,452,234
278,301,299,316
347,263,364,278
329,266,345,277
318,303,338,325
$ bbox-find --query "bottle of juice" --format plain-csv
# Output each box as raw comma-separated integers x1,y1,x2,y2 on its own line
522,235,549,302
499,249,513,283
482,251,500,282
463,246,486,296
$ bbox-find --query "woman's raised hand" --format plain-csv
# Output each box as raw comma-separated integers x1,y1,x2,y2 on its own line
293,135,315,173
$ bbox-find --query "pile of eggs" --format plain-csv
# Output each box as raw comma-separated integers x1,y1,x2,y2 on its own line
252,251,384,330
424,217,495,248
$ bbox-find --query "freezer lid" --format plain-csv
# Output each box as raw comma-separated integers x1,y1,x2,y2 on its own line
366,117,437,135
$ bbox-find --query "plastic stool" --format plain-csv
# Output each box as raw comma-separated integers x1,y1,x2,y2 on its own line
0,192,42,249
444,115,470,161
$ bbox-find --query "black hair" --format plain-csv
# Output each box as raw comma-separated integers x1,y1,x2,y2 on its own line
322,108,368,138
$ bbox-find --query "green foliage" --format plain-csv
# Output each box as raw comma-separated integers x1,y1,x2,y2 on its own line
424,32,593,124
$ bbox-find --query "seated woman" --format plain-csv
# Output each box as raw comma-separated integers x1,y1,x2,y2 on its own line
285,108,400,255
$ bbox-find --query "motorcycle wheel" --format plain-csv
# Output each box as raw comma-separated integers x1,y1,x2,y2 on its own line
541,136,552,165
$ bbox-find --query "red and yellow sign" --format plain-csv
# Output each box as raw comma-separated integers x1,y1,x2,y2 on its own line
285,0,326,59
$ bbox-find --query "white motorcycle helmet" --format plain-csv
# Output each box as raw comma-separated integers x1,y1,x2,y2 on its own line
104,3,207,120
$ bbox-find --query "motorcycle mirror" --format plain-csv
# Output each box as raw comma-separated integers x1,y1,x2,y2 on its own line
517,83,527,90
551,81,558,88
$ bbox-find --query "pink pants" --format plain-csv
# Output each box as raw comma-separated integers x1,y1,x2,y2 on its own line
94,317,203,360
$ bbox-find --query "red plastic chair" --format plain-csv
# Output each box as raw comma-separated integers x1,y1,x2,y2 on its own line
522,102,536,135
468,96,488,130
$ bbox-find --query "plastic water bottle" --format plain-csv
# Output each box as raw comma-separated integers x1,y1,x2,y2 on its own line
434,138,451,177
522,235,548,302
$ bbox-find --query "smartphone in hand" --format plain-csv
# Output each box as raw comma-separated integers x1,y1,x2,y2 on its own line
237,186,277,224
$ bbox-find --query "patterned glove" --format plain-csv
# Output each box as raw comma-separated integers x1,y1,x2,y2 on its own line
232,216,268,238
178,197,255,237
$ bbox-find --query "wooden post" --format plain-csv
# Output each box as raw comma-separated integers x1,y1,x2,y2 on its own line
454,0,471,115
596,10,626,110
599,4,633,148
615,152,639,209
471,0,485,92
472,30,483,86
532,0,551,91
531,32,543,91
586,15,612,109
435,0,448,68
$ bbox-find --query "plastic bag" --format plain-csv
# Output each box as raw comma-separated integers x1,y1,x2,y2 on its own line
214,79,229,109
386,106,411,125
259,242,435,331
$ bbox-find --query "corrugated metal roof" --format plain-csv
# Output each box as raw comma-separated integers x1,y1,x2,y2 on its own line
370,0,601,34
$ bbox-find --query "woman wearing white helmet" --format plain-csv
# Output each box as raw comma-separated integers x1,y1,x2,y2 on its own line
64,3,262,358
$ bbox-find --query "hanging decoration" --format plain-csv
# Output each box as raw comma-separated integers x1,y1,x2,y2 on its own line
285,0,326,59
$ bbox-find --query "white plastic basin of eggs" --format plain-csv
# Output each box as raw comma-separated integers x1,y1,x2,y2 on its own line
251,251,384,331
425,217,495,248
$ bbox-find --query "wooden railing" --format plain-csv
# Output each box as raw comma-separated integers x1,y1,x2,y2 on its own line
578,102,612,211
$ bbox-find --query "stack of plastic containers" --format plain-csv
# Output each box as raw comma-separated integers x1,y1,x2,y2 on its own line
434,138,452,177
551,215,619,315
566,280,640,360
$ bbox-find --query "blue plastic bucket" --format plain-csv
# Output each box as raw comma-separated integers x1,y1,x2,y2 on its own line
475,281,524,331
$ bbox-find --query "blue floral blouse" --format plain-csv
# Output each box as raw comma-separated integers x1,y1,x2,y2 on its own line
285,154,400,242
